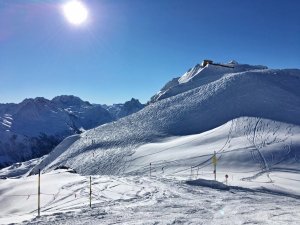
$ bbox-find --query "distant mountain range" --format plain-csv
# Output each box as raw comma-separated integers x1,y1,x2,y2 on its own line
0,95,144,168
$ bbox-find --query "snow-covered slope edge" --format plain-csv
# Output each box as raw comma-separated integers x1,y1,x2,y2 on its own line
31,67,300,177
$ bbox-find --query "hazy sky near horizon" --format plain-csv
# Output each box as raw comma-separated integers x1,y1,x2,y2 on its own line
1,0,300,104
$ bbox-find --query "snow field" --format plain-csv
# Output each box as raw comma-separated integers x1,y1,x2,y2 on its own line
33,117,300,191
0,170,300,224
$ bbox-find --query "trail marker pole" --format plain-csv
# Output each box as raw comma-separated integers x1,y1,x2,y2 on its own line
149,163,152,178
212,151,217,181
89,176,92,208
38,169,41,217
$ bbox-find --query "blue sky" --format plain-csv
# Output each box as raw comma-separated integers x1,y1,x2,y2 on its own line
1,0,300,104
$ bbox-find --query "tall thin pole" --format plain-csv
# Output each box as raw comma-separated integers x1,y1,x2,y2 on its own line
214,163,216,181
149,163,152,178
212,151,217,181
89,176,92,208
38,169,41,217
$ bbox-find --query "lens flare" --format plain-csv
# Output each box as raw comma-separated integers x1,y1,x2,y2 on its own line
62,0,88,25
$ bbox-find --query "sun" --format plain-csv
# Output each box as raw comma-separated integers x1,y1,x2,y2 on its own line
62,0,89,25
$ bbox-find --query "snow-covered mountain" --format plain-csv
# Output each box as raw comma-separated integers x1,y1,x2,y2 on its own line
31,61,300,182
1,61,300,224
0,95,144,168
150,60,267,102
102,98,145,120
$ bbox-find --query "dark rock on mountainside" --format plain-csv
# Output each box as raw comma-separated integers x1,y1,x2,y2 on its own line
0,95,144,168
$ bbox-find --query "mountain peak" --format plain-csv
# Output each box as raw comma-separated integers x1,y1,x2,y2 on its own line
125,98,142,105
150,60,269,102
20,97,51,106
228,60,239,64
51,95,91,107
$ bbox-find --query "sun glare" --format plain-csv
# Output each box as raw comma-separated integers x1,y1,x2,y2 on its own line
62,0,88,25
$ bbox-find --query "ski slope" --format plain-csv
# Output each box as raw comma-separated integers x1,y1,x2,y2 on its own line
0,170,300,225
30,64,300,180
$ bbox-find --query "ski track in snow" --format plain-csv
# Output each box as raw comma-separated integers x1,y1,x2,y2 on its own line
1,117,300,224
1,171,300,225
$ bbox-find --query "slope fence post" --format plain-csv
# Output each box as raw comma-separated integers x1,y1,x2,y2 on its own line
38,169,41,217
212,151,217,181
89,176,92,208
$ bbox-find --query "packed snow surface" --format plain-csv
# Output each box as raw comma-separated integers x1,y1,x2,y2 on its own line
0,170,300,225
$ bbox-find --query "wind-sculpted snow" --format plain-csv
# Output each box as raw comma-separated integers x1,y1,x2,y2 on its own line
186,178,230,190
151,62,268,102
32,67,300,176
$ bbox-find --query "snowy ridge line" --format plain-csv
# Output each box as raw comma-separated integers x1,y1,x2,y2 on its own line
31,66,300,177
125,121,235,175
